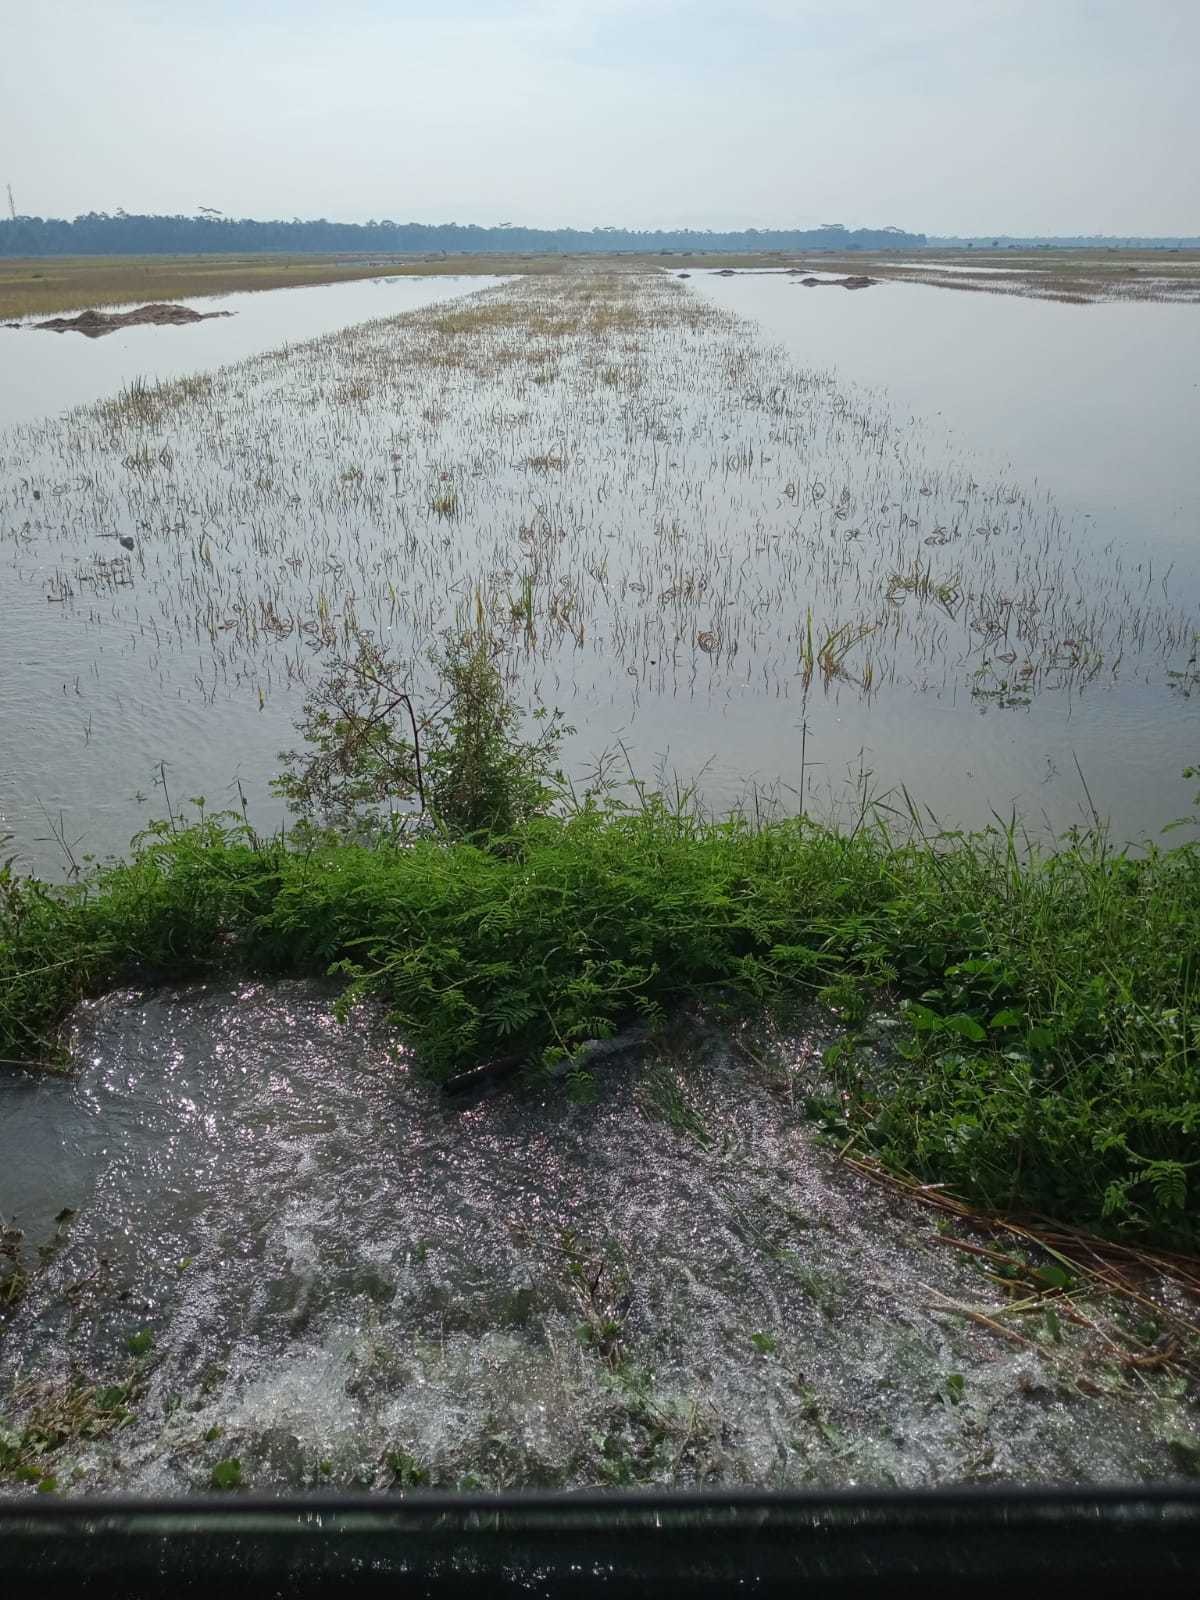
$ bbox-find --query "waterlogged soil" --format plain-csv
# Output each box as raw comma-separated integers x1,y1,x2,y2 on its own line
0,981,1195,1495
2,265,1198,875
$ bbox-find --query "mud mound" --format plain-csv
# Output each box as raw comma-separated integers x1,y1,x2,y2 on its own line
795,274,877,290
32,303,233,338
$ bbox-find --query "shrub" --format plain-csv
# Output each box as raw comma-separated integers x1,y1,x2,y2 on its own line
273,627,569,842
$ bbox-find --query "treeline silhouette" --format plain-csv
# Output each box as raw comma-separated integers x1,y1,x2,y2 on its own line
929,233,1200,248
0,211,925,257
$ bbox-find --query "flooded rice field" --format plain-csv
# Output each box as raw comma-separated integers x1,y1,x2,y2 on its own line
801,249,1200,305
1,263,1198,873
2,263,1200,1498
1,981,1194,1493
0,272,507,433
697,269,1200,546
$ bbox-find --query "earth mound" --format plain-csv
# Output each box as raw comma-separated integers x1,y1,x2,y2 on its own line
32,303,233,338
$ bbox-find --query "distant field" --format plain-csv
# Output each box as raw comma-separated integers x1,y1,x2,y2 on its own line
3,246,1199,319
644,247,1200,303
728,248,1200,304
0,252,566,319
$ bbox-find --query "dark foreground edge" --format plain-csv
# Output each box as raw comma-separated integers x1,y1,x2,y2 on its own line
2,1486,1198,1595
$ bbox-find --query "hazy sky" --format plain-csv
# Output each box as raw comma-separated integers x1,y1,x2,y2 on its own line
4,0,1197,235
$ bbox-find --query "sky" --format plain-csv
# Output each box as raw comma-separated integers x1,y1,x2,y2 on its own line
3,0,1197,236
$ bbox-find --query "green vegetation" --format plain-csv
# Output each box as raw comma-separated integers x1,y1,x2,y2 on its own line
385,1449,430,1488
272,626,570,841
1,763,1198,1245
638,1064,712,1148
3,632,1199,1251
1,241,1198,1263
210,1457,244,1491
6,264,1193,857
1,1208,76,1314
942,1373,966,1407
1,1375,140,1489
0,212,924,274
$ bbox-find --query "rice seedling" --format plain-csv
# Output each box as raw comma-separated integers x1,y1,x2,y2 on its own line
526,449,566,473
816,621,874,683
886,559,962,615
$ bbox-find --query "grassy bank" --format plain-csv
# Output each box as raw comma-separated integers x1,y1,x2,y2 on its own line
2,802,1198,1249
0,252,556,320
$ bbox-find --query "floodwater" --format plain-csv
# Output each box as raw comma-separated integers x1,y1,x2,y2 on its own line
0,274,507,432
1,266,1198,876
0,982,1192,1493
2,274,1199,1497
685,271,1200,838
880,261,1029,275
696,271,1200,546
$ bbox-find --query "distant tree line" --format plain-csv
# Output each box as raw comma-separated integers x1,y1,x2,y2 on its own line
929,234,1200,249
0,211,926,258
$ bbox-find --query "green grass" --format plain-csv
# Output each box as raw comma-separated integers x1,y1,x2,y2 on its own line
1,801,1198,1247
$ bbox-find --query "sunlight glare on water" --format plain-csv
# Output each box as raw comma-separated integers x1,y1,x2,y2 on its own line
0,981,1191,1493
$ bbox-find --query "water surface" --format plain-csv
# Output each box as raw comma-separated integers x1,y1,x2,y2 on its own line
0,982,1191,1493
696,272,1200,549
682,272,1200,837
0,274,506,432
1,267,1197,873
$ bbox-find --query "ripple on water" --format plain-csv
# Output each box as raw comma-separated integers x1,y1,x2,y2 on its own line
0,980,1194,1494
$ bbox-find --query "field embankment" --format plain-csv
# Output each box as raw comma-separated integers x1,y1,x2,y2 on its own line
0,252,550,320
762,248,1200,304
1,261,1197,1249
3,801,1198,1252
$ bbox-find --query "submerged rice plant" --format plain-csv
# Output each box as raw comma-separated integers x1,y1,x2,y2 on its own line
0,262,1196,866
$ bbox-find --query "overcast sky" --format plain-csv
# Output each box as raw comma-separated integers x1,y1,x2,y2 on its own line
3,0,1197,235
